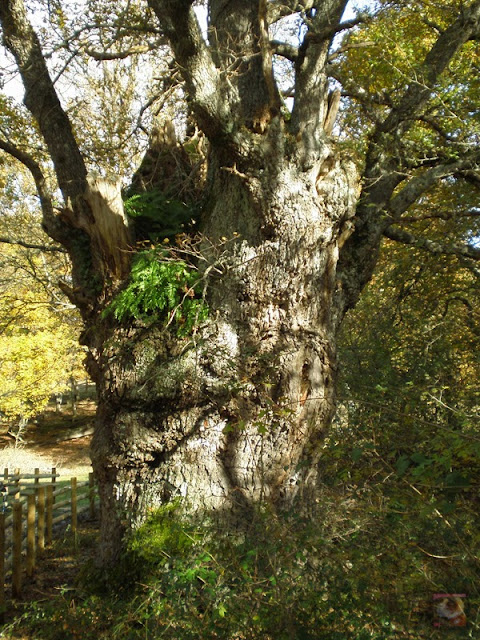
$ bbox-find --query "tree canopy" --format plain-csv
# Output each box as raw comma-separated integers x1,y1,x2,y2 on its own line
0,0,478,306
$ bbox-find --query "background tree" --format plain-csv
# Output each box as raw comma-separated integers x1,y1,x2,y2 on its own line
0,160,85,431
335,233,480,482
0,0,479,564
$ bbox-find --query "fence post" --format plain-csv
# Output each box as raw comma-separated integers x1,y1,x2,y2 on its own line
0,512,5,623
12,502,22,598
71,478,77,540
89,472,95,518
14,468,20,501
27,494,36,577
51,467,56,505
37,487,45,553
46,485,53,546
34,467,40,496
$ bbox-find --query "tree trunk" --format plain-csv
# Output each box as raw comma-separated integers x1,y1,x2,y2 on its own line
90,133,358,563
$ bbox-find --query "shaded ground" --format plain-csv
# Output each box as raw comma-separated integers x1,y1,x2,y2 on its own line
3,515,100,638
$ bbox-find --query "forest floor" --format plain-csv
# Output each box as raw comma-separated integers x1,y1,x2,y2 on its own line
0,404,99,638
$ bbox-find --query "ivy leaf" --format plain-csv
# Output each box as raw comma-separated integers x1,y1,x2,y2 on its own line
444,471,470,489
395,455,411,476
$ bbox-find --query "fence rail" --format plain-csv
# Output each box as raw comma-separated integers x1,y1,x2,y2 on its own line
0,467,97,617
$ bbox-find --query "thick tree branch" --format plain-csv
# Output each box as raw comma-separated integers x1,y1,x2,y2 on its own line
379,0,480,136
337,154,480,315
306,12,369,42
0,0,87,204
339,1,480,313
0,139,101,305
0,0,135,305
271,39,299,62
388,154,480,219
290,0,348,158
147,0,229,141
383,226,480,260
267,0,316,24
358,1,480,219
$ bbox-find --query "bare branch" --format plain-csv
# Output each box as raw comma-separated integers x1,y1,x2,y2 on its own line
0,236,65,253
383,226,480,260
398,208,480,224
329,75,392,109
84,40,165,61
328,40,375,63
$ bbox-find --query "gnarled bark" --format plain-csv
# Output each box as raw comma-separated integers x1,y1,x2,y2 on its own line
91,136,358,562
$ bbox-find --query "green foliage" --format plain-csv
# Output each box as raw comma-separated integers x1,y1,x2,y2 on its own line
104,248,208,336
124,189,196,243
128,501,195,564
337,0,480,168
92,506,411,640
0,300,79,422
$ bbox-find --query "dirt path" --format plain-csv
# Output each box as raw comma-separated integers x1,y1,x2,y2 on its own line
0,407,94,479
0,436,92,480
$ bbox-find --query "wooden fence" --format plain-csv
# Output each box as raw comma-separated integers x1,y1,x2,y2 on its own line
0,467,97,615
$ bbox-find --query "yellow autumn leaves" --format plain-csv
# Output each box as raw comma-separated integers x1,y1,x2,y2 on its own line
0,161,86,426
0,293,84,423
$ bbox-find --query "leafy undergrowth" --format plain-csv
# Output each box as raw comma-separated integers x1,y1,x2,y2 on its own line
2,467,479,640
2,404,479,640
